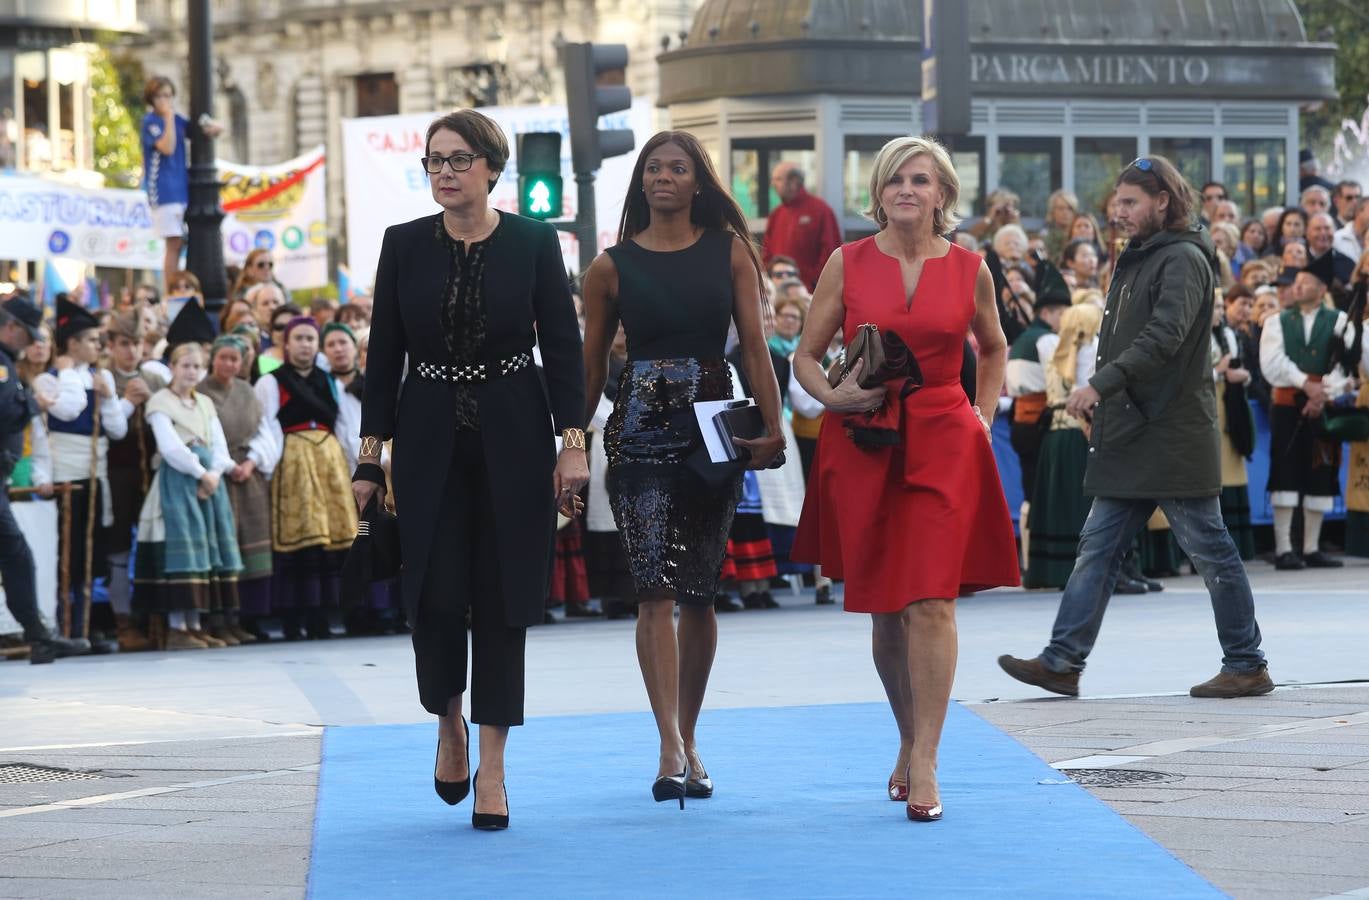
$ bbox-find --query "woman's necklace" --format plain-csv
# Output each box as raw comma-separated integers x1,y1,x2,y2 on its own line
444,208,497,244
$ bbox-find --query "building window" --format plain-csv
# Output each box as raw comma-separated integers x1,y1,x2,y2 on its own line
998,137,1061,223
942,135,986,223
730,137,815,221
1223,139,1285,218
1075,137,1137,221
1150,138,1211,191
354,73,399,118
843,135,897,218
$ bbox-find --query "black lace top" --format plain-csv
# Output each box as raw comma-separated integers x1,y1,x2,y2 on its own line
434,213,498,430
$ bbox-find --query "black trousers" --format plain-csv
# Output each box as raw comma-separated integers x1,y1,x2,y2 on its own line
412,430,527,724
0,490,46,641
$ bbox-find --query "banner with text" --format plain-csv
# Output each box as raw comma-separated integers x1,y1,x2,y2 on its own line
341,102,655,290
0,172,162,269
217,146,328,289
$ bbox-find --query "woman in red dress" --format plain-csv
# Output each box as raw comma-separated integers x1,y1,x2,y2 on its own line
792,136,1019,822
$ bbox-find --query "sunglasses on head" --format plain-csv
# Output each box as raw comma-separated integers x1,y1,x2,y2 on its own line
1129,158,1154,173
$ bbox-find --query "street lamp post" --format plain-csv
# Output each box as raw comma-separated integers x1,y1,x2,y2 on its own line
185,0,227,314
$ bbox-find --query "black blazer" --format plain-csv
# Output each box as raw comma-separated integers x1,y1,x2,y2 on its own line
362,211,585,627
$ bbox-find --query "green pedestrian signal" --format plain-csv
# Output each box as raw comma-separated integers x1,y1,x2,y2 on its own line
517,132,563,220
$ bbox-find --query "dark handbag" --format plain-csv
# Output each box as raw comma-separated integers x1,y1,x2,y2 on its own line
340,495,401,606
714,405,765,460
827,323,887,390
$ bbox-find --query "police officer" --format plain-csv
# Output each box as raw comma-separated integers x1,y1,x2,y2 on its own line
0,294,87,663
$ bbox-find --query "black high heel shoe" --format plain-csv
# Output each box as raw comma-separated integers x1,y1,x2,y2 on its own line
471,769,509,831
434,718,470,806
652,761,691,810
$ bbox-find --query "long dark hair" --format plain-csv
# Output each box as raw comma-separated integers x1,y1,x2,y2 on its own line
617,130,764,294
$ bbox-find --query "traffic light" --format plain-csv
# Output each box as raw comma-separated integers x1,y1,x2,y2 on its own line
517,131,563,220
563,42,634,173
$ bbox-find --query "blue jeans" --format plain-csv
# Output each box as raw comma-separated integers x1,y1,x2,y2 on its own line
1039,496,1265,675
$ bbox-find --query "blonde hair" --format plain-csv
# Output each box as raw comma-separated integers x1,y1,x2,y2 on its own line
1049,304,1103,386
169,342,205,367
1071,287,1105,308
865,135,961,233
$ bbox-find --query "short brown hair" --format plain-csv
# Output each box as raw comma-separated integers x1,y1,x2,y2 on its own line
1115,156,1196,232
425,110,509,193
143,76,175,106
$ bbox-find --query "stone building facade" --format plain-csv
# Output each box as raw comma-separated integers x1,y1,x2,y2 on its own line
130,0,700,267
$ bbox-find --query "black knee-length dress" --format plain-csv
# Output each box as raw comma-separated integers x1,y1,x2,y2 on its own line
604,230,743,605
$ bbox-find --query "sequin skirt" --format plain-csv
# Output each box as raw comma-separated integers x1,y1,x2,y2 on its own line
605,358,742,604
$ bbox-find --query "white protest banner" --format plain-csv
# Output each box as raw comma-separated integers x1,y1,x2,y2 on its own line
341,102,655,290
218,146,328,289
0,172,162,269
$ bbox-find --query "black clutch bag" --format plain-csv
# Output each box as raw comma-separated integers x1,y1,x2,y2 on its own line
714,404,766,461
340,496,401,606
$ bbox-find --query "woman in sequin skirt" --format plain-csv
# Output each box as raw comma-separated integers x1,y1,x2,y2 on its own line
581,131,786,807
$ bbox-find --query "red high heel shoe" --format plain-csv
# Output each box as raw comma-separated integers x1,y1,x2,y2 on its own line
887,777,908,802
906,801,943,822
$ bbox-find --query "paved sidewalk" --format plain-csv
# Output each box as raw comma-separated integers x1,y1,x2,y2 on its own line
974,685,1369,900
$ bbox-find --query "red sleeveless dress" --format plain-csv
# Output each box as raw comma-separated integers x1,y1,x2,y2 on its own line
792,237,1020,612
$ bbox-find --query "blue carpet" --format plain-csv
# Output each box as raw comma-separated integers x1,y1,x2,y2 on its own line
309,703,1218,899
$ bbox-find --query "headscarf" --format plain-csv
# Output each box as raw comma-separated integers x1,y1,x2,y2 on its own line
321,321,357,346
282,315,319,343
211,334,249,361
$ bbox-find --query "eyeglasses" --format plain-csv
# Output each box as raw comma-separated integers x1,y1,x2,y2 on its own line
254,260,273,269
771,269,798,279
420,153,484,175
271,324,287,332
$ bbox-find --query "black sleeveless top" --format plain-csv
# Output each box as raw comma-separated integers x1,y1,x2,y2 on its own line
605,229,734,362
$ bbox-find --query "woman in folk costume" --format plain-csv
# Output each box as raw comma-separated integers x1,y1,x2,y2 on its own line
320,321,363,471
198,334,275,641
48,296,128,642
1024,303,1102,589
1212,298,1257,561
133,342,242,649
318,320,402,631
254,316,357,639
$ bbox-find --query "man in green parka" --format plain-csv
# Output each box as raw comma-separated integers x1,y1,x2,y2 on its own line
999,156,1272,700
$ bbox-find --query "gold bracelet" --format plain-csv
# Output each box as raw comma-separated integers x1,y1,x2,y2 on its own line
359,436,382,459
561,428,586,451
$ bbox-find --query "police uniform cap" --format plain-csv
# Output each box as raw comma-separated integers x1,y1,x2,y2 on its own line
1,293,44,341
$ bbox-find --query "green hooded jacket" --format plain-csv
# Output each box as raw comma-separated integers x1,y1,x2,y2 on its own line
1084,224,1220,498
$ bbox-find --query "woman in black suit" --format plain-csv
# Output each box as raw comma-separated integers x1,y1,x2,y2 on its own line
352,110,586,831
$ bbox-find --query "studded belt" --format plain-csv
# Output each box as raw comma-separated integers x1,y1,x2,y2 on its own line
414,353,532,384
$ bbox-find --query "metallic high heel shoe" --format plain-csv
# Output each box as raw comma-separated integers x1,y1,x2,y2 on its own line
652,761,691,810
471,769,509,831
906,801,943,822
434,718,470,806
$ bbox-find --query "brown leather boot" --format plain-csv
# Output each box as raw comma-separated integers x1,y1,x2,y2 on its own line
190,629,227,649
1189,668,1274,698
997,655,1080,697
206,627,240,647
115,616,153,653
165,629,208,650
